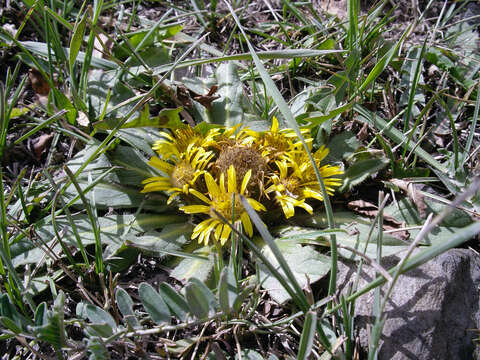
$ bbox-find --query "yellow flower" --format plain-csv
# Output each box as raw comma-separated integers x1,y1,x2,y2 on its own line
265,160,313,218
290,145,344,199
141,144,214,204
256,117,312,163
152,127,219,160
209,124,257,149
265,146,343,218
180,165,266,245
212,125,267,194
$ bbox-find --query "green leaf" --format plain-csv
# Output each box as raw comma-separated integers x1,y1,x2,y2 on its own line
185,278,216,319
340,158,389,192
77,303,117,338
296,195,473,261
34,302,47,327
234,349,265,360
232,284,255,314
115,288,140,329
86,337,109,360
138,283,171,325
0,294,29,332
355,24,411,96
210,62,248,126
354,104,448,173
126,223,193,259
69,12,87,75
34,312,65,348
188,278,218,312
257,240,331,304
326,131,361,162
13,212,183,271
21,41,118,70
33,292,66,350
158,283,189,322
9,107,29,119
94,106,185,130
87,69,136,120
0,317,22,334
52,88,77,124
297,311,317,360
218,266,237,314
170,246,214,282
62,143,169,209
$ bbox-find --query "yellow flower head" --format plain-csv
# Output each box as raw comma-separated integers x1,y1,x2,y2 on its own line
265,160,313,218
180,165,266,246
142,144,214,204
214,144,267,195
256,117,312,163
289,146,344,199
208,124,257,149
152,127,219,160
265,146,343,218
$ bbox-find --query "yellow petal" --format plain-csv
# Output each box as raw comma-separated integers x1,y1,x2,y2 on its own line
284,200,295,218
179,205,211,214
271,116,279,133
205,172,220,197
201,221,218,245
141,176,169,184
219,173,226,194
241,212,253,237
320,165,344,177
314,145,329,162
141,183,170,192
240,169,252,194
166,193,178,204
214,223,224,242
189,189,211,204
192,219,213,238
148,157,174,174
247,198,266,211
297,200,313,214
227,165,237,193
302,187,323,201
220,225,232,245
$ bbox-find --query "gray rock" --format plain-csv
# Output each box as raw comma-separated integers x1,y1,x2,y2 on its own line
336,248,480,359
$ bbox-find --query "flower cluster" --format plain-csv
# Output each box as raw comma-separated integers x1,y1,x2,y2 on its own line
142,118,343,246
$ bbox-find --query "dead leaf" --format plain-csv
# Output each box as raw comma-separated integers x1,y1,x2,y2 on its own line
31,133,54,160
347,199,410,240
347,200,403,226
2,23,17,37
390,179,427,218
382,225,410,241
92,33,113,59
193,85,220,110
77,111,89,127
176,85,192,107
28,68,50,96
315,0,347,18
357,121,369,141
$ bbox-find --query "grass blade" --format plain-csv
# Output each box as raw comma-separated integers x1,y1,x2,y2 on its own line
63,166,103,274
354,104,448,173
297,310,317,360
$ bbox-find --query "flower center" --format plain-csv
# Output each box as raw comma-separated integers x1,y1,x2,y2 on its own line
282,176,300,198
215,145,266,191
209,193,243,221
263,133,289,156
171,161,195,188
